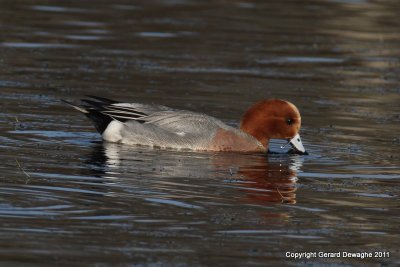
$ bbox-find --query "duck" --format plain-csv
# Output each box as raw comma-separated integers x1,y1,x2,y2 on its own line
62,95,306,154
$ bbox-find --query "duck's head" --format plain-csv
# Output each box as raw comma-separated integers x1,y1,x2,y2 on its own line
240,99,306,154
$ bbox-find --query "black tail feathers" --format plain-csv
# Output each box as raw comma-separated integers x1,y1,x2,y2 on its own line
61,96,118,134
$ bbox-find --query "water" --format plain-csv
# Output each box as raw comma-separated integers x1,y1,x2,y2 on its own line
1,0,399,266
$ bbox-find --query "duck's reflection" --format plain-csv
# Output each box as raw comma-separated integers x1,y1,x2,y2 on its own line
210,151,301,205
86,142,302,205
237,156,300,204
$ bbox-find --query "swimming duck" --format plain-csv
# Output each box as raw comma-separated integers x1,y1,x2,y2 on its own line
63,96,306,154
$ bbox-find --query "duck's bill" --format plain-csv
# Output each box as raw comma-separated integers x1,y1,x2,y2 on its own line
289,134,308,155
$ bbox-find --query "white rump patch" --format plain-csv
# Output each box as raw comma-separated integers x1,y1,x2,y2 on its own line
102,121,123,142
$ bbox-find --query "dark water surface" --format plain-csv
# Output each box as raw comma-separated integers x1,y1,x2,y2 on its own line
1,0,399,266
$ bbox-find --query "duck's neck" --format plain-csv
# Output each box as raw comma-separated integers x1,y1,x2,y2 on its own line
240,124,269,147
239,99,276,148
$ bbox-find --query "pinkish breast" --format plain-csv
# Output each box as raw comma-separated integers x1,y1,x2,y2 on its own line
209,128,265,152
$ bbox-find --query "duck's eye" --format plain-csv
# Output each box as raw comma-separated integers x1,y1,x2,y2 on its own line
286,118,293,125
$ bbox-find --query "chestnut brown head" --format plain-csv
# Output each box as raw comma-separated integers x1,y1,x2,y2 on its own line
240,99,305,153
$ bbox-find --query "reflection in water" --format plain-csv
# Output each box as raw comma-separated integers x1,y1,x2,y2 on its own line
87,142,302,205
237,156,301,205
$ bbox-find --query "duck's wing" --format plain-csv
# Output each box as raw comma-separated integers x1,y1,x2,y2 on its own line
81,96,173,123
64,96,224,136
62,96,172,134
126,110,223,136
105,102,223,136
